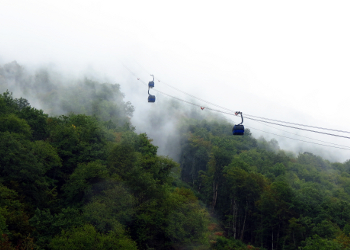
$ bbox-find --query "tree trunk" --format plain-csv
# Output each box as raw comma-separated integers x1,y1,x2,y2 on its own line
232,198,237,239
212,181,218,210
240,200,248,241
293,231,295,246
272,229,274,250
261,212,263,248
277,227,279,250
277,222,280,250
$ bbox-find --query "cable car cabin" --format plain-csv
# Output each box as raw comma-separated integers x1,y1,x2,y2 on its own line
148,95,156,103
232,124,244,135
148,81,154,88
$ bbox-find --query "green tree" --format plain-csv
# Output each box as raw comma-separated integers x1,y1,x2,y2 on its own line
82,183,135,233
63,161,109,204
0,184,33,247
49,224,137,250
47,114,108,181
30,207,83,248
302,235,341,250
165,187,210,249
0,114,32,138
0,132,53,206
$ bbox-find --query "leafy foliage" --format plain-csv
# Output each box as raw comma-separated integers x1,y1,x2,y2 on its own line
2,61,350,250
0,86,211,249
178,117,350,250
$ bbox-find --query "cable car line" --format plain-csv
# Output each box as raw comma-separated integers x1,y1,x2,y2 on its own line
252,119,350,149
125,62,350,135
125,67,350,152
245,117,350,140
157,78,350,135
248,126,350,151
134,76,350,139
150,73,350,134
244,114,350,134
138,76,350,142
124,61,239,114
132,76,350,149
134,76,242,119
153,76,236,113
157,77,350,134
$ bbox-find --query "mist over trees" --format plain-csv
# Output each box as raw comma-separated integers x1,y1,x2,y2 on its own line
1,61,350,250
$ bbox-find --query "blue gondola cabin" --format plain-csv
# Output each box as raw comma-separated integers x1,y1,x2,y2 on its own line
232,124,244,135
148,95,156,103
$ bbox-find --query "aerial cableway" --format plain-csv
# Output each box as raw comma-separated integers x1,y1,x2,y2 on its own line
233,112,244,135
147,75,155,103
127,66,350,150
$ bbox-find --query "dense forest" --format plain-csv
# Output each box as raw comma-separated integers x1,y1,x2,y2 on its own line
1,61,350,250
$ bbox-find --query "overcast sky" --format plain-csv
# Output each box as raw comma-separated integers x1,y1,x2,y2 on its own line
1,0,350,161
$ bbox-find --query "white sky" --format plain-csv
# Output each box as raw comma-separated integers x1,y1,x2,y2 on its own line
1,0,350,161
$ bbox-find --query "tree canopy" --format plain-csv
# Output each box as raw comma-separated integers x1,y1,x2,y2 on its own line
1,61,350,250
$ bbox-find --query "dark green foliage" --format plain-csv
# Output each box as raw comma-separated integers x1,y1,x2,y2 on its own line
165,188,210,248
82,183,135,232
0,114,32,138
177,115,350,250
0,81,211,249
17,106,49,140
49,224,138,250
2,61,350,249
213,236,260,250
302,235,342,250
0,132,55,206
0,90,49,140
46,114,109,185
63,161,109,204
0,184,34,248
29,207,84,248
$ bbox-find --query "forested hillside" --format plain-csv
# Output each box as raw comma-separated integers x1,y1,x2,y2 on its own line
178,119,350,250
1,61,350,250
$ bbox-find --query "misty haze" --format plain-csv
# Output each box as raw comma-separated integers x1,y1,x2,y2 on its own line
1,1,350,249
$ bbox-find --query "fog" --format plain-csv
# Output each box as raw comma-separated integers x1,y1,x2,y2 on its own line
1,0,350,162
